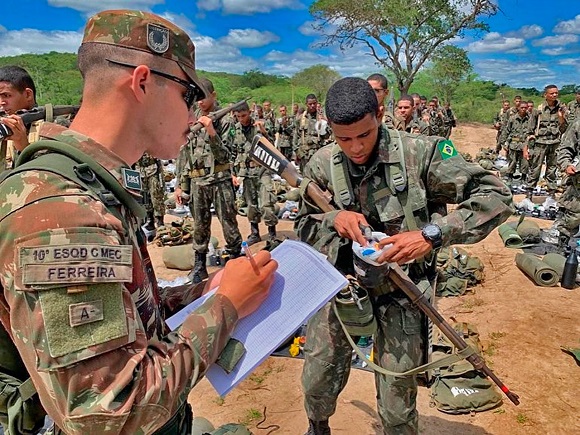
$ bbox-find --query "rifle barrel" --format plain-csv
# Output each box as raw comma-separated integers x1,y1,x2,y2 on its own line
189,98,249,134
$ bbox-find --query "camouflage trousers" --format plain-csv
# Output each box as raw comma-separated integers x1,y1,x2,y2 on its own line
302,295,424,435
506,147,529,178
242,172,278,227
189,176,242,255
555,183,580,238
143,172,166,218
526,142,559,191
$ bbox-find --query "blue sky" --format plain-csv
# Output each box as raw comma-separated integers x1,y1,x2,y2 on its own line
1,0,579,90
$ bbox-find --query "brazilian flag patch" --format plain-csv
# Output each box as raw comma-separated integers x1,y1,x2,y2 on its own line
229,127,236,137
437,139,458,160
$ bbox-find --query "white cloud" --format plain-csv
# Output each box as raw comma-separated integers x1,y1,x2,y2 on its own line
467,32,527,53
533,34,579,47
505,24,543,39
48,0,163,15
298,21,319,37
192,35,258,73
197,0,304,15
158,13,196,34
558,58,580,67
0,29,81,56
473,59,557,88
541,47,578,56
553,14,580,34
221,29,280,48
0,25,6,32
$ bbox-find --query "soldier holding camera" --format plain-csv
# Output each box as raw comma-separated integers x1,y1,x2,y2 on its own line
0,66,37,172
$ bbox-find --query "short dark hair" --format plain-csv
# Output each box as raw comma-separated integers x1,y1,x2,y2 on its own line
306,94,317,102
514,95,522,99
198,77,214,93
366,73,388,90
410,93,420,99
544,84,558,92
420,95,427,101
0,65,36,102
527,100,534,104
398,95,414,105
325,77,378,125
234,101,250,112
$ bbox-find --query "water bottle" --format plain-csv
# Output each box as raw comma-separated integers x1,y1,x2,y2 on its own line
561,243,579,290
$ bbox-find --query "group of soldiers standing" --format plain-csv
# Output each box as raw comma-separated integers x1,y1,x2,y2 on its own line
494,86,580,241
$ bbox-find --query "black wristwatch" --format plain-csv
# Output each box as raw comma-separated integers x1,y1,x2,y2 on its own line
421,224,443,250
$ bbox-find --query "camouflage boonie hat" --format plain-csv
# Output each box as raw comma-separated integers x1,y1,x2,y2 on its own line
82,9,206,99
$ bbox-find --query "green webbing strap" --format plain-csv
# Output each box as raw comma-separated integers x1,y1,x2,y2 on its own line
16,139,146,219
386,130,418,231
45,103,54,123
17,378,37,402
330,143,353,209
332,301,474,377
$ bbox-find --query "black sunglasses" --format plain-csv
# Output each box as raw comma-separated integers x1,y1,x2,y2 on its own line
106,59,204,110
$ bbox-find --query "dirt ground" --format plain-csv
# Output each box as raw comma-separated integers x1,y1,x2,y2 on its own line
149,122,580,435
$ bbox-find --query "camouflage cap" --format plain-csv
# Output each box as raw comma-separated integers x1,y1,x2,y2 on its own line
82,9,206,99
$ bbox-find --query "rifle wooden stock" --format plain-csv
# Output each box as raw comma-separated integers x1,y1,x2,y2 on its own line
189,97,249,134
250,133,520,406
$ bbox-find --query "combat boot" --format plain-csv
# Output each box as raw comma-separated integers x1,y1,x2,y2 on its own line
188,252,208,284
144,211,156,231
267,225,277,240
247,223,261,246
155,215,165,228
304,419,331,435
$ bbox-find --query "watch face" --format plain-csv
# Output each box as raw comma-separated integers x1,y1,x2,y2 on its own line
424,224,441,239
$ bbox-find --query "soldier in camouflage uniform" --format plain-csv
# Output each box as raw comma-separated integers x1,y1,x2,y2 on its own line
296,78,513,435
426,99,445,136
555,118,580,240
294,94,331,173
135,152,166,229
174,77,242,283
499,101,531,184
262,100,276,126
232,102,278,244
524,85,568,194
0,10,277,435
367,73,404,131
567,91,580,125
493,100,511,153
275,104,295,161
395,95,429,134
441,102,457,139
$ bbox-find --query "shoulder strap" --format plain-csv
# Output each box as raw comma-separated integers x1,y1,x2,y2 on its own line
15,139,145,219
330,143,353,209
385,130,418,231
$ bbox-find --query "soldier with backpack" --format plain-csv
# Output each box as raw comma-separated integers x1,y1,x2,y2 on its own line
0,9,277,435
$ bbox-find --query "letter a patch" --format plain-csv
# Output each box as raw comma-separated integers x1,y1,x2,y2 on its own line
69,300,104,327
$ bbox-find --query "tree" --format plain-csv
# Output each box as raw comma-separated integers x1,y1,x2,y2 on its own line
428,45,472,103
291,64,341,101
310,0,497,94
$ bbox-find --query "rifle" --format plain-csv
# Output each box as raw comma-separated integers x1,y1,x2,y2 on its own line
189,97,249,135
250,133,521,406
0,105,80,140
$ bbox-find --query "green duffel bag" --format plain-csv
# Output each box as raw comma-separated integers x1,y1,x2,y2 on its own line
429,323,503,414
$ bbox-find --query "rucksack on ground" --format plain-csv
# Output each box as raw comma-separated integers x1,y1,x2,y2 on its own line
429,322,502,414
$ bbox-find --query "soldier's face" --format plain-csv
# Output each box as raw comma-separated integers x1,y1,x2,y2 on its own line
368,80,388,105
527,103,534,112
197,91,216,113
332,113,380,165
236,110,252,126
545,87,558,103
576,93,580,103
397,100,413,121
306,98,318,114
503,102,510,110
518,105,527,116
263,102,271,111
0,82,34,114
279,106,287,116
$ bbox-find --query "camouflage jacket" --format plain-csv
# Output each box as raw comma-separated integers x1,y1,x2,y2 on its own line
428,108,445,135
294,125,513,273
500,112,531,150
275,115,295,148
232,122,271,178
178,105,233,188
293,111,330,154
135,152,162,179
567,100,580,125
529,100,568,145
0,123,239,434
493,108,510,130
557,118,580,172
397,116,429,135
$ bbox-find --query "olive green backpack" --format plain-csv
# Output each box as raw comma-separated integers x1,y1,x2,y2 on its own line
429,323,503,414
0,139,145,434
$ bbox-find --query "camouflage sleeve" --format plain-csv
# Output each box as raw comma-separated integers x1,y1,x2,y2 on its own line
176,143,191,191
499,119,511,144
557,120,580,169
293,146,346,266
419,137,514,246
0,171,238,434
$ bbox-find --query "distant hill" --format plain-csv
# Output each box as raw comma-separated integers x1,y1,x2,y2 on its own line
1,52,578,123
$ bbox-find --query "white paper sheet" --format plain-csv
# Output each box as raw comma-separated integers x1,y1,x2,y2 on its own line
165,239,348,396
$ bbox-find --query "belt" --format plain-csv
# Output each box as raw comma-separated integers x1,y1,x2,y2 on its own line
189,163,230,178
